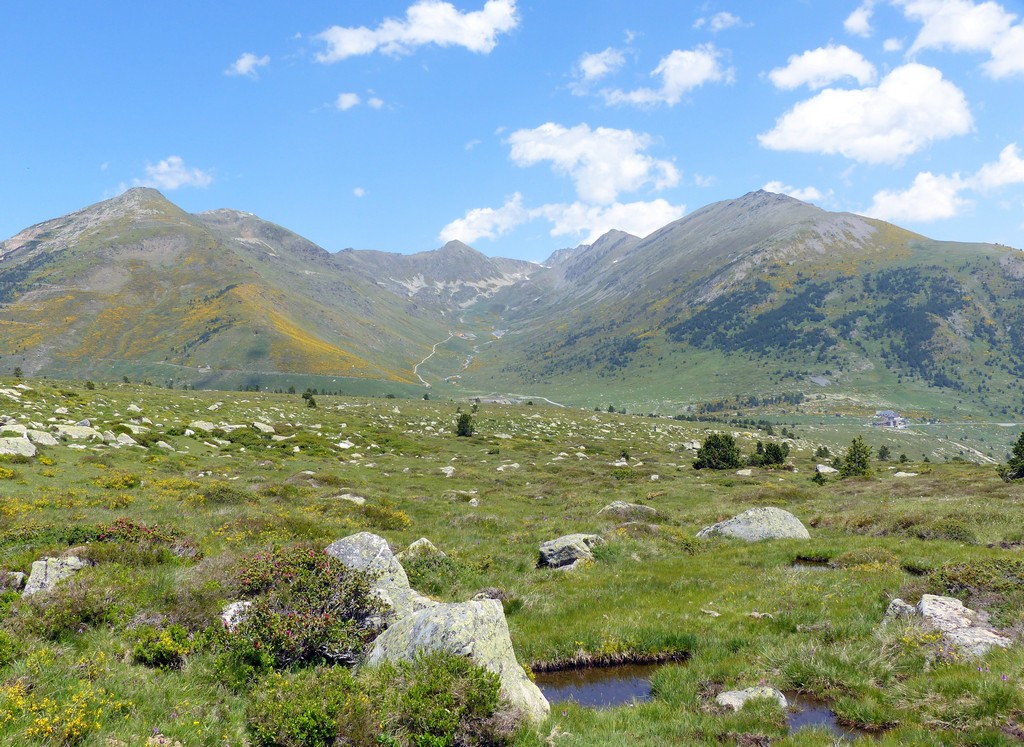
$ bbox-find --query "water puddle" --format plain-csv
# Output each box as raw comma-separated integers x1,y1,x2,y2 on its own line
790,558,831,571
533,663,663,708
787,693,878,741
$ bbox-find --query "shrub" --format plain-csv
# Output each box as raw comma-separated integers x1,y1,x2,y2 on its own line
0,466,16,480
0,628,17,666
750,441,789,467
92,471,141,489
403,554,480,598
247,667,375,747
219,545,384,678
359,501,412,530
830,547,899,568
693,433,743,470
14,568,131,640
132,624,191,668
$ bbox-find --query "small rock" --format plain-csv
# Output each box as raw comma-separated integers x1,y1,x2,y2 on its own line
884,598,917,620
336,493,366,505
440,466,455,478
116,433,139,446
815,464,840,475
188,421,217,432
2,571,26,590
701,609,721,617
155,441,176,451
221,600,252,631
127,404,143,413
894,471,918,478
252,421,275,434
716,687,787,711
396,538,446,563
735,468,753,476
75,419,91,427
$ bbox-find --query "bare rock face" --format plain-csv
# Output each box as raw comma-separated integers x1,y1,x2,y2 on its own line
538,533,605,569
324,532,435,620
364,599,550,724
696,507,809,541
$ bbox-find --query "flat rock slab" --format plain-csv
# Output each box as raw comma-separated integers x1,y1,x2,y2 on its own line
23,556,87,596
0,437,35,457
598,501,658,520
697,507,809,541
364,599,550,724
325,532,434,620
815,464,839,474
716,686,788,711
538,533,605,568
53,424,102,440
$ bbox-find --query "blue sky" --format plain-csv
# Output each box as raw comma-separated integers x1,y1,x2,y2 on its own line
3,0,1024,262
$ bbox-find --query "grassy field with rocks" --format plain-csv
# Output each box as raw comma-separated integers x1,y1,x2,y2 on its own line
1,379,1023,746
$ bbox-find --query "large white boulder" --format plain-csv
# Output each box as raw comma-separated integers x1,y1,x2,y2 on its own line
696,507,809,541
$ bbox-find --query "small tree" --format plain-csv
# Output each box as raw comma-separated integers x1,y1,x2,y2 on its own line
840,436,872,478
456,412,475,437
996,430,1024,481
877,445,892,461
693,433,744,470
759,441,790,467
13,367,23,380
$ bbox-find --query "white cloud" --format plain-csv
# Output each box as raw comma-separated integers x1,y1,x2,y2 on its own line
368,97,385,109
710,12,744,32
762,181,824,202
225,52,270,78
768,44,877,90
439,192,529,243
884,37,905,51
316,0,518,62
867,172,969,221
971,143,1024,191
439,195,684,245
758,63,972,164
336,92,361,110
865,142,1024,222
577,47,626,83
353,187,366,198
133,156,212,191
845,1,876,36
602,44,734,107
537,199,685,242
506,123,679,204
897,0,1024,78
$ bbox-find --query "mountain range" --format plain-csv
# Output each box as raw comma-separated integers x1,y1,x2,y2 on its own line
2,187,1023,421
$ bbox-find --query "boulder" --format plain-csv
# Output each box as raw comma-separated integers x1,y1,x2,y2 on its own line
325,532,435,620
27,430,59,446
0,437,35,457
538,533,604,569
884,598,917,620
917,594,1011,656
598,501,658,521
116,433,139,446
815,464,839,475
22,556,87,596
696,507,809,541
252,421,275,434
53,424,102,440
397,537,446,562
715,686,787,711
735,468,753,476
2,571,26,590
188,421,217,432
894,472,918,478
364,599,550,724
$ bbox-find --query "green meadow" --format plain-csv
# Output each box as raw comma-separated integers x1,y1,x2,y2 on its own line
1,379,1022,746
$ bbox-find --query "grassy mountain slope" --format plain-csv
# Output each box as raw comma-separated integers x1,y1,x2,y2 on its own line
456,191,1024,420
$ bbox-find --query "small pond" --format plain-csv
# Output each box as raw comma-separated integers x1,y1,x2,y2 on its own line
535,665,879,740
534,663,661,708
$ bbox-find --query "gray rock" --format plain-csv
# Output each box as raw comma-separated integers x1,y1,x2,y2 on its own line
53,424,102,440
538,533,604,568
916,594,1011,656
894,471,918,478
325,532,435,620
252,421,275,433
75,419,92,427
2,571,26,590
0,437,35,457
155,441,176,451
188,420,217,432
696,507,809,542
221,600,253,632
22,556,87,596
884,598,917,620
364,599,550,724
335,493,366,505
26,429,59,446
396,537,446,563
598,501,658,520
815,464,839,475
716,687,788,711
735,468,753,476
115,433,139,446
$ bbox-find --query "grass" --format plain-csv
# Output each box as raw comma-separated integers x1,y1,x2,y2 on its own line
1,378,1023,745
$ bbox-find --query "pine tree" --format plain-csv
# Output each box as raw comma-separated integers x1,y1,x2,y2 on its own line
997,430,1024,481
693,433,744,470
840,436,872,478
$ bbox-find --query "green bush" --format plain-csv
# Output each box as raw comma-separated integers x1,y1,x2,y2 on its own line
996,430,1024,481
403,554,480,598
693,433,743,470
456,412,475,437
0,628,17,666
132,623,191,668
359,501,412,530
839,436,873,478
247,667,374,747
217,545,384,682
